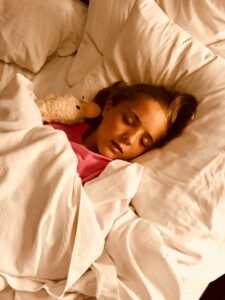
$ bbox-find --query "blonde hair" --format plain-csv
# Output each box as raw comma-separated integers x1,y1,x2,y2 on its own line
89,81,197,147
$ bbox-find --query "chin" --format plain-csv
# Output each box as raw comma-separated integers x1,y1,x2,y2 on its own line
103,151,117,160
98,147,118,160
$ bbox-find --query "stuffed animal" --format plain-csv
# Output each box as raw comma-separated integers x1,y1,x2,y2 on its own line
35,94,101,125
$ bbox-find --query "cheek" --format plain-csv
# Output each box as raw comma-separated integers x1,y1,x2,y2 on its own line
123,143,145,160
102,113,122,132
97,115,118,142
131,146,145,157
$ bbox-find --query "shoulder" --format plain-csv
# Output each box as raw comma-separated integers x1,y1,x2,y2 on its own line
51,122,90,144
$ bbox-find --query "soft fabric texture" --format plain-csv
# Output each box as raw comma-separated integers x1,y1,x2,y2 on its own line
0,74,144,298
67,0,136,86
0,60,34,93
66,0,225,298
1,0,225,299
0,0,87,72
51,123,110,184
155,0,225,58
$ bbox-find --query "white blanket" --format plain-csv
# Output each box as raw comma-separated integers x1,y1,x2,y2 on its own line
0,74,143,299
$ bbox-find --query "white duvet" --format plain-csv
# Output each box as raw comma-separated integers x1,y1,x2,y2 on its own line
0,74,143,299
1,0,225,299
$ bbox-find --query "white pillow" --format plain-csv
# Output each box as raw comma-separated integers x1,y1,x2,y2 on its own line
67,0,136,86
155,0,225,58
68,0,225,296
69,0,219,100
0,0,87,72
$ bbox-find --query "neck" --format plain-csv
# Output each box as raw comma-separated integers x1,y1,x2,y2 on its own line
82,130,98,153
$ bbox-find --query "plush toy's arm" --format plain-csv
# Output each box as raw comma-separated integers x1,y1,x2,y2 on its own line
35,94,101,125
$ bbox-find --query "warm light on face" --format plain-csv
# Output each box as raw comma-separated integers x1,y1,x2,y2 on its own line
86,98,167,160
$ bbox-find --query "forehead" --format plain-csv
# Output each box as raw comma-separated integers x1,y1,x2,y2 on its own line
120,99,167,141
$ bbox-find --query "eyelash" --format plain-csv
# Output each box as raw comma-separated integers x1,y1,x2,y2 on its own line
123,114,152,148
141,136,152,148
123,114,135,125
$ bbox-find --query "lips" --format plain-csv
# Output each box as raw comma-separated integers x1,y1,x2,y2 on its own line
111,140,123,154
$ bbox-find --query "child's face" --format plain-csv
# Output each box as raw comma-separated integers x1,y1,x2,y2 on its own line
92,98,167,160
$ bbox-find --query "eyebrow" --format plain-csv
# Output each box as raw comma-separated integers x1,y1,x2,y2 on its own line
128,108,154,144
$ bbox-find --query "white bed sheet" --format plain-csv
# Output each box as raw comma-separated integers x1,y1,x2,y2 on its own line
0,74,143,299
0,60,34,93
32,55,76,98
64,0,225,299
1,0,225,299
155,0,225,58
0,42,222,300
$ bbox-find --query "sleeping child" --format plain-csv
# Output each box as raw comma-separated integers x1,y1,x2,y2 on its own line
46,81,197,183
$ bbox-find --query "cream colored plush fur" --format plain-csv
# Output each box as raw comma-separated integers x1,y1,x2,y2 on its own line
35,94,101,125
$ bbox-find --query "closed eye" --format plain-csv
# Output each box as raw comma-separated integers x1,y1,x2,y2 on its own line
141,135,153,148
123,114,135,125
127,109,154,147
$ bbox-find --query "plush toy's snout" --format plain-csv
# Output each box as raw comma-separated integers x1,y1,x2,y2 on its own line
83,101,101,118
35,94,101,125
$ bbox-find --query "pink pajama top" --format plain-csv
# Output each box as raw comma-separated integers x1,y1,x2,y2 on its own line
50,123,111,184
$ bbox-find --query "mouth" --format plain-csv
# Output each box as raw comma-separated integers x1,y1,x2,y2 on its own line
111,140,123,154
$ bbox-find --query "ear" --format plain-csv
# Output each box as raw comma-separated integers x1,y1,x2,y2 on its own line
102,100,113,116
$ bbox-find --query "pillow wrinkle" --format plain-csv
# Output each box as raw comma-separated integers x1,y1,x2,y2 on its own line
68,0,225,296
0,0,87,72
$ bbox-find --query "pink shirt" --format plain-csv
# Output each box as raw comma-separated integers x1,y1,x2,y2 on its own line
50,123,110,184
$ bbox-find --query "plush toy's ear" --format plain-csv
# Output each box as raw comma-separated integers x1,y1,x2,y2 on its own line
83,102,101,118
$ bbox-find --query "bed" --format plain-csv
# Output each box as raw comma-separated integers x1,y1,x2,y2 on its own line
0,0,225,299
